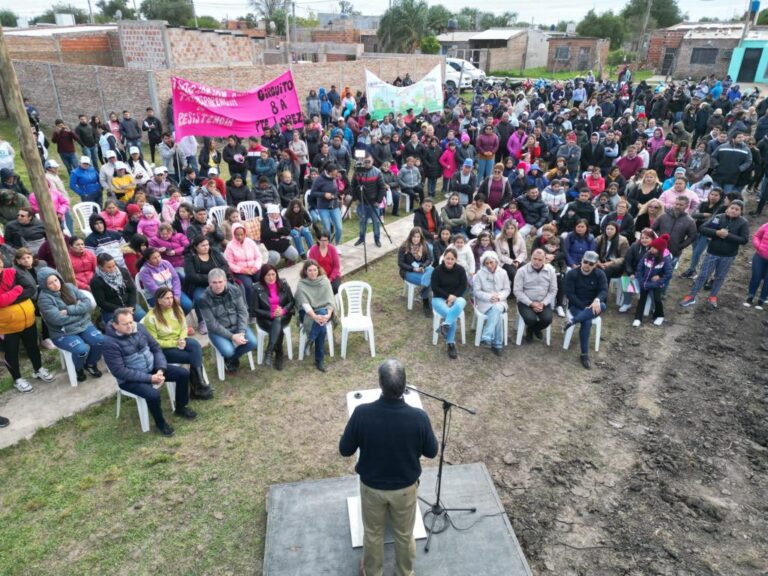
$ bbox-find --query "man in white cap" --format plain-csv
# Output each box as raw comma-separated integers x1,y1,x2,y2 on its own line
563,250,607,369
128,146,152,185
99,150,118,191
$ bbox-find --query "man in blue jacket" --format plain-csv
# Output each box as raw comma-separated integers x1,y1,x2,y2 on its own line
564,250,607,369
339,359,438,576
103,307,196,436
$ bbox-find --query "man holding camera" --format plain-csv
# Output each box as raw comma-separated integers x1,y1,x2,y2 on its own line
353,154,387,248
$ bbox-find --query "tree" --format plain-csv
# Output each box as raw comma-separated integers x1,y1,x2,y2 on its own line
427,4,452,34
338,0,359,15
758,9,768,25
192,15,221,28
96,0,136,21
249,0,287,35
576,9,626,49
0,9,18,26
377,0,429,53
420,35,440,54
31,3,89,24
455,7,479,30
140,0,193,26
620,0,683,29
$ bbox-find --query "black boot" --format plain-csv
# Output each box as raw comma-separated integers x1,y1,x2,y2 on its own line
422,297,431,318
274,351,284,371
190,366,214,400
264,345,274,368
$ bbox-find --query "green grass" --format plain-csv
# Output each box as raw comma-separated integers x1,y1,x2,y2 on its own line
490,66,654,83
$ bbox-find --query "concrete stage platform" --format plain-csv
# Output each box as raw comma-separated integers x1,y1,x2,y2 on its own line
263,462,532,575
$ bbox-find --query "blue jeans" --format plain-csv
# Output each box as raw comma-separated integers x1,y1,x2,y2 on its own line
690,254,735,298
146,292,193,315
427,178,437,198
60,152,79,174
404,268,433,299
234,273,259,315
432,296,466,344
357,204,381,242
747,253,768,302
685,235,709,274
162,337,203,369
568,303,606,355
477,159,494,181
118,364,189,428
290,227,315,255
186,155,198,173
79,192,103,206
102,304,145,325
81,144,99,168
209,326,258,360
62,211,74,236
53,324,104,370
480,303,505,348
318,207,343,245
300,308,328,363
125,138,141,150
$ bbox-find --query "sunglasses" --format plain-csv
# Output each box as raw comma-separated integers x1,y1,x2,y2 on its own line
583,261,597,267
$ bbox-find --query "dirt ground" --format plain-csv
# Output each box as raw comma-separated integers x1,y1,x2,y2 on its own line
424,239,768,575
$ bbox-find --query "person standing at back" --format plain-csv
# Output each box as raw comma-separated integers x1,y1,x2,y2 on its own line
339,359,438,576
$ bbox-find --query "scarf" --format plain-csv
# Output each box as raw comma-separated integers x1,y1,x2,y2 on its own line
269,215,284,231
95,265,124,293
294,276,336,334
409,241,424,261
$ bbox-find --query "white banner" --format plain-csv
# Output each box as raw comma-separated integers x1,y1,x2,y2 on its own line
365,65,443,120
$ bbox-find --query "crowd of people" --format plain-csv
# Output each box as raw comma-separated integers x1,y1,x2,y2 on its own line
0,70,765,431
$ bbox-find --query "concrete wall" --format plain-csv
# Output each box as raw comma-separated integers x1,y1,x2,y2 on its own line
525,30,549,69
547,38,609,73
166,28,259,67
674,38,738,79
486,35,527,72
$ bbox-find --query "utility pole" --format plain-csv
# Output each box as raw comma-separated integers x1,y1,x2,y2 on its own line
635,0,653,68
740,0,753,43
291,1,297,56
190,0,199,28
87,0,95,23
0,26,75,284
284,8,290,64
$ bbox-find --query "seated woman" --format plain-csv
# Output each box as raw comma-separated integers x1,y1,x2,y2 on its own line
285,198,314,258
68,235,97,291
261,204,299,265
294,259,335,373
431,247,468,360
122,233,147,278
171,202,195,236
563,219,597,269
142,286,213,400
494,219,527,284
470,231,495,272
13,247,53,349
184,234,230,335
101,199,128,231
307,230,341,294
253,264,295,370
38,267,103,383
111,161,136,205
397,227,434,317
138,248,193,314
595,222,630,280
600,199,635,243
474,250,510,355
149,223,189,278
465,192,497,238
634,198,664,235
224,222,262,322
432,226,452,263
633,233,673,327
222,206,242,244
0,257,55,393
413,197,442,242
440,192,466,235
90,253,145,323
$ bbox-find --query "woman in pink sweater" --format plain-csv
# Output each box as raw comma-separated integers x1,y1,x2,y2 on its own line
100,199,128,231
439,142,458,193
745,221,768,308
224,222,262,319
29,180,71,234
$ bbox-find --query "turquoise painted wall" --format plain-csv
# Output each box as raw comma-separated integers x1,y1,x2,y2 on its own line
729,40,768,83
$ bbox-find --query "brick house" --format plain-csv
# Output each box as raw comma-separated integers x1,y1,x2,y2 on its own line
546,36,609,73
436,29,549,73
647,22,744,78
5,25,122,66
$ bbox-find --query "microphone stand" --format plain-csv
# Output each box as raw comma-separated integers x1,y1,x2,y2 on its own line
406,385,477,552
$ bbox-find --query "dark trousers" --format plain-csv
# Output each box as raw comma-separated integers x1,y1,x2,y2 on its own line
162,338,203,369
517,302,554,332
502,263,518,285
568,303,606,355
300,308,327,363
118,364,189,428
635,288,664,320
256,315,293,355
4,324,42,380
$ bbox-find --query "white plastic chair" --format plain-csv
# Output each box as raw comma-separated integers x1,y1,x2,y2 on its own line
298,322,335,360
238,200,262,221
72,202,101,235
58,349,80,387
563,311,602,352
337,281,375,358
303,190,312,208
134,273,151,309
116,379,176,433
212,346,256,381
402,280,419,310
208,205,228,228
515,312,551,346
255,323,294,364
432,308,466,345
471,305,509,347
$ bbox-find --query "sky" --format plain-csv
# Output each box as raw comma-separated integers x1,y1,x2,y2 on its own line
11,0,747,26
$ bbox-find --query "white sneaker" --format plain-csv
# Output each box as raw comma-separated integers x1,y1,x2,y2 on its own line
632,319,641,327
14,378,34,393
619,304,632,313
34,367,55,382
555,306,565,318
40,338,55,350
653,317,665,326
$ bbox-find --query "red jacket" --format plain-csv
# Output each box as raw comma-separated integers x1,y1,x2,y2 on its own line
69,248,97,290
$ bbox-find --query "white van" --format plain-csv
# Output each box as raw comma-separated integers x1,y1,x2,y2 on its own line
446,57,486,85
444,64,473,91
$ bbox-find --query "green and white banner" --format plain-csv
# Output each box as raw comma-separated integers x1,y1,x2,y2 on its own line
365,64,443,120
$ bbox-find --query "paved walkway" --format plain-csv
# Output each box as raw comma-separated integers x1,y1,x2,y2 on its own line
0,209,429,449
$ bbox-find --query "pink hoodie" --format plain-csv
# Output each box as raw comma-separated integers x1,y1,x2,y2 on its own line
149,232,189,268
224,223,262,274
29,181,69,220
100,209,128,231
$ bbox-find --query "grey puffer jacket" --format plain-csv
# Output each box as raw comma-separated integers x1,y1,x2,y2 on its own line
37,267,94,338
198,283,248,339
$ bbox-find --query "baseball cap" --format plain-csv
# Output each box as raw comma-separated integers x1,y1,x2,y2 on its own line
45,159,60,169
80,156,92,164
582,251,599,264
106,150,117,159
208,167,219,176
129,146,141,155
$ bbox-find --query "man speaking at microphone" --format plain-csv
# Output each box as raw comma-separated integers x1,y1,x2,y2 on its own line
340,359,438,576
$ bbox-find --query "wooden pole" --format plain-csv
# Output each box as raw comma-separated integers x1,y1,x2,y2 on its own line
0,26,75,284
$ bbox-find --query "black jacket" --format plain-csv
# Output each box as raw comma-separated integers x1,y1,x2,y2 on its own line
183,249,229,293
700,214,749,257
624,241,649,276
226,181,254,207
253,279,294,320
261,218,292,253
564,267,608,309
90,267,138,313
517,195,550,228
353,166,386,205
413,207,442,241
431,262,467,299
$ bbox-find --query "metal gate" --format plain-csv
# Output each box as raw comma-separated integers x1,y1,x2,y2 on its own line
661,48,675,75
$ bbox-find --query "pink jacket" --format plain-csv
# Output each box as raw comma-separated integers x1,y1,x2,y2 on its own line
753,222,768,260
137,216,160,239
439,149,457,179
149,232,189,268
224,223,262,274
69,248,96,290
507,131,526,159
100,209,128,231
29,181,69,220
162,198,181,223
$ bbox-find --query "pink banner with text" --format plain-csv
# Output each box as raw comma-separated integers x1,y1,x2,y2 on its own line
171,70,303,139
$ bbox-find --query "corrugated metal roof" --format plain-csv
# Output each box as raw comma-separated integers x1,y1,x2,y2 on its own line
436,31,477,42
684,28,743,40
6,25,117,37
469,28,525,41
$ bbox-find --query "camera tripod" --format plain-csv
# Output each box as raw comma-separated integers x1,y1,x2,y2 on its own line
343,166,394,271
